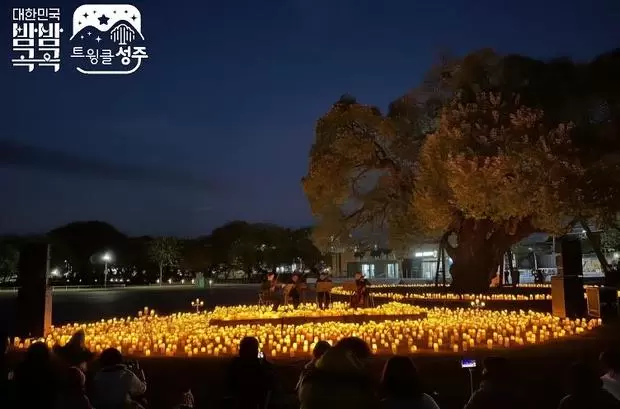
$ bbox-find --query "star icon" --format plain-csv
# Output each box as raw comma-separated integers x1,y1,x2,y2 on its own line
87,31,91,36
98,14,110,25
96,36,102,43
131,15,137,21
83,12,88,18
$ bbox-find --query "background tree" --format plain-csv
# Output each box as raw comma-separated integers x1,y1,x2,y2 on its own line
207,222,314,276
291,227,324,268
180,237,211,272
48,221,128,282
124,236,153,274
256,224,293,269
148,237,181,285
601,228,620,255
229,237,260,274
0,240,20,283
208,221,253,272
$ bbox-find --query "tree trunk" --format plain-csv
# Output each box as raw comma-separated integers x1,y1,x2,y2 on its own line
159,263,163,286
498,253,504,288
450,249,503,293
446,218,533,294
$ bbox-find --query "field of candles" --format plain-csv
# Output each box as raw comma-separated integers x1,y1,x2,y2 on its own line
332,286,552,302
336,284,620,310
209,302,427,325
14,302,602,359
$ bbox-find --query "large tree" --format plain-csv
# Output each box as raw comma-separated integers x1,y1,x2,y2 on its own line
302,94,423,254
414,92,579,291
304,48,620,292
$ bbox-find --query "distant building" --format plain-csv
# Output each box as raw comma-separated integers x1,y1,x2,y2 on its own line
330,251,355,277
329,248,401,279
326,224,611,282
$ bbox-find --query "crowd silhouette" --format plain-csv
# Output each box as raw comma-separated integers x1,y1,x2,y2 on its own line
1,331,620,409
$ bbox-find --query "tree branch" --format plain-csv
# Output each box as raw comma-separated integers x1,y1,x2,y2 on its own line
372,140,400,173
344,206,366,222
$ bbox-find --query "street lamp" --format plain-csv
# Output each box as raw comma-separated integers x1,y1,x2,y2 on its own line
470,298,486,310
191,298,204,313
102,252,113,288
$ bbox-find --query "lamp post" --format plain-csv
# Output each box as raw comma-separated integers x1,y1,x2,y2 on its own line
191,298,204,313
470,298,486,310
102,252,112,288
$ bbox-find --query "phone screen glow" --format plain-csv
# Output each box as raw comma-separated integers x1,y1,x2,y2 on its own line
461,359,476,368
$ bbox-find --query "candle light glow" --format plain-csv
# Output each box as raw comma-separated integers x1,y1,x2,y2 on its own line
13,304,601,359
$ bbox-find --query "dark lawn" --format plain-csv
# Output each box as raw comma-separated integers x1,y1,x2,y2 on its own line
0,284,261,333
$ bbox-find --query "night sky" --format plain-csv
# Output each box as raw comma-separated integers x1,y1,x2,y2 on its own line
2,0,619,237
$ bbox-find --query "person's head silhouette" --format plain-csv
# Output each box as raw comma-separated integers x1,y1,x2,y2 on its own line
239,336,260,360
312,341,331,360
381,356,422,398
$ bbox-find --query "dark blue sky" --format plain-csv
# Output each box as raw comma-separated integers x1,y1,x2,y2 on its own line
2,0,619,237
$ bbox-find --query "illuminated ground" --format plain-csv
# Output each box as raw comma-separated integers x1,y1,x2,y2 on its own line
332,286,552,301
18,301,601,358
6,285,615,409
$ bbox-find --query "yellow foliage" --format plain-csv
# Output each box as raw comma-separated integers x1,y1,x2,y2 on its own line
303,98,420,248
415,92,581,235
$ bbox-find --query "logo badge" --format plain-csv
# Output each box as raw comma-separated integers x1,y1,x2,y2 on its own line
70,4,148,75
11,8,62,72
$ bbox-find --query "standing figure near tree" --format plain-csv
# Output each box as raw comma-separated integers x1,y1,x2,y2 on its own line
351,272,370,308
260,271,282,311
316,271,332,309
289,273,302,309
534,269,544,284
510,268,520,286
